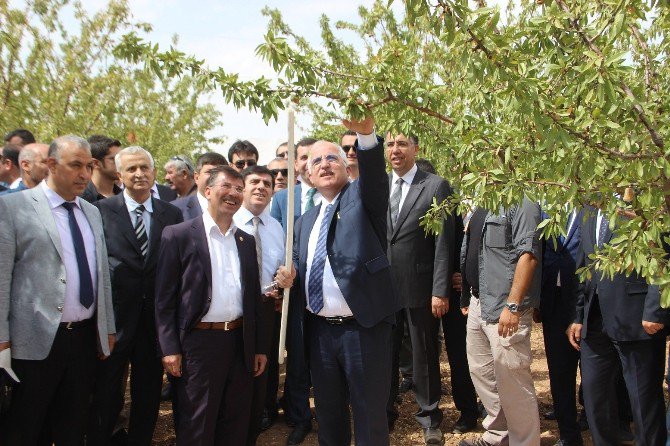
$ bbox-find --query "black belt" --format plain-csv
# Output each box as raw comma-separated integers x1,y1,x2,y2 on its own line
59,318,94,330
320,315,355,325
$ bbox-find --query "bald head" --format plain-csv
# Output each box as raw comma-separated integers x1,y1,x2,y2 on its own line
19,143,49,187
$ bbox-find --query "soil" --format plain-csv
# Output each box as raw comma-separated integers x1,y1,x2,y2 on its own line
149,325,598,445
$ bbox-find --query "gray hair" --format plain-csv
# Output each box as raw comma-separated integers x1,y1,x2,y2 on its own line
48,135,90,161
115,146,155,171
164,155,194,178
306,141,348,175
18,143,47,164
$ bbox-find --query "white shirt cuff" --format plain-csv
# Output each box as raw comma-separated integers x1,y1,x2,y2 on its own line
356,132,378,150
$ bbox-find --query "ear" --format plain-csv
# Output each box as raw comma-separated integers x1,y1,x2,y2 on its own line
20,159,31,172
47,157,58,173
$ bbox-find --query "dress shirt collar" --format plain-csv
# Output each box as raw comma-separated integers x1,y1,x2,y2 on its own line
391,163,418,186
9,177,22,189
123,189,153,214
234,205,271,227
41,181,83,210
320,192,341,211
197,192,209,215
203,208,237,237
150,183,158,198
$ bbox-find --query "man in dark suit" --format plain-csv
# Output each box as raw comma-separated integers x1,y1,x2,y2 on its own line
172,152,228,220
383,132,454,444
88,146,183,445
568,206,668,445
539,208,583,446
292,116,399,445
155,165,293,445
268,138,319,445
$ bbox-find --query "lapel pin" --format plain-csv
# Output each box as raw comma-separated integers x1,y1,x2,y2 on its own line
239,236,243,241
337,212,340,219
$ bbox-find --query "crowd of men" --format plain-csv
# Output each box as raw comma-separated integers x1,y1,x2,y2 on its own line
0,113,668,446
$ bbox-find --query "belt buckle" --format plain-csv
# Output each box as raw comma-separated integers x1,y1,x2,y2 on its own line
330,316,344,325
65,322,74,330
223,321,231,331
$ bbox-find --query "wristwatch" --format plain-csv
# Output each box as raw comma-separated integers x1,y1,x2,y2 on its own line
505,302,519,313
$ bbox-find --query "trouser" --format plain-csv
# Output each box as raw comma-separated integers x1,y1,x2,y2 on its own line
466,297,540,446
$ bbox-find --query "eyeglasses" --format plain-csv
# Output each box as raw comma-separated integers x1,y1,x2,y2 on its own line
170,155,194,174
310,154,341,168
342,144,356,152
270,168,288,177
218,182,244,194
234,159,257,169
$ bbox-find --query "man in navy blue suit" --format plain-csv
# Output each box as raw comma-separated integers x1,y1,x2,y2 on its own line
292,116,399,445
539,208,583,446
568,206,668,445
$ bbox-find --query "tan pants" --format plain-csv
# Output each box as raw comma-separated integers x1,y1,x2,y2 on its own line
466,297,540,446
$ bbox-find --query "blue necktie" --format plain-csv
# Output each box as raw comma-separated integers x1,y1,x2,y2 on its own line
62,202,95,309
308,204,334,314
597,214,609,249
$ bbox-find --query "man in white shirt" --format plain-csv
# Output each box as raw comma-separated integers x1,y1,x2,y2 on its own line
233,165,286,445
155,165,294,445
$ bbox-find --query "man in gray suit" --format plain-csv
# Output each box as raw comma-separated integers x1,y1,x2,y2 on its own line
384,132,454,445
0,135,116,445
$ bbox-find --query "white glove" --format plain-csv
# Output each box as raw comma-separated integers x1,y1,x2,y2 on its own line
0,348,19,382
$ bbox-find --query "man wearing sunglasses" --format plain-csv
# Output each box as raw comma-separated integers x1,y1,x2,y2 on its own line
267,157,289,193
228,140,259,173
341,130,359,181
164,155,197,198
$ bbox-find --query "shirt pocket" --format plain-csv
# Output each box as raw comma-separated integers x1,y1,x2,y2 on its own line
484,216,508,248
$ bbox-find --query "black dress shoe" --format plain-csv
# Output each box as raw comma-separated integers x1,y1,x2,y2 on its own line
544,409,556,420
110,428,128,446
452,416,477,434
286,423,312,445
399,377,414,393
260,408,278,432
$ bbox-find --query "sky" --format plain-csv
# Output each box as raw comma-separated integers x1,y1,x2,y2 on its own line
79,0,379,162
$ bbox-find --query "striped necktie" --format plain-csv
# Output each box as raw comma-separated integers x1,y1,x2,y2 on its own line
134,205,148,259
252,216,263,278
308,204,334,314
389,178,403,227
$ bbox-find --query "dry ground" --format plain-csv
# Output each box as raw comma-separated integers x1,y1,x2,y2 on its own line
149,325,605,445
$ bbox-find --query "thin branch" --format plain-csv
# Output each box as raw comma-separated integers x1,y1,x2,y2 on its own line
555,0,664,150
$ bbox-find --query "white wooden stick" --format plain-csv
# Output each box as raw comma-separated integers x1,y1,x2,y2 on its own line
278,107,296,365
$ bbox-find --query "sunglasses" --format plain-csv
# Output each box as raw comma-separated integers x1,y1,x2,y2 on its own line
270,168,288,177
234,159,257,169
342,144,357,152
170,155,194,174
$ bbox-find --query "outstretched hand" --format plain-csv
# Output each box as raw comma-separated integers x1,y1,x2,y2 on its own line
342,115,375,135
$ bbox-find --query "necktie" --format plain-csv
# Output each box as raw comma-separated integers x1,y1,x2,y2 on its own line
308,204,334,314
305,188,317,212
252,216,263,278
61,202,95,309
389,178,404,227
134,205,149,259
597,213,609,248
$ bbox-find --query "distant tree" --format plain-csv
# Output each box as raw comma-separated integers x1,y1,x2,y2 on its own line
0,0,223,169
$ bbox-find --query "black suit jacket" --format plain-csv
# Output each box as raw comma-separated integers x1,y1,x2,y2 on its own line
293,137,399,329
95,194,183,352
156,184,178,202
172,194,202,221
387,169,454,308
154,216,266,372
573,207,669,341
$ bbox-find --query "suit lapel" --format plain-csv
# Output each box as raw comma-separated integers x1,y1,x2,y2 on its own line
192,217,212,294
30,187,65,262
234,229,251,316
392,169,426,238
299,205,320,280
111,195,143,254
146,198,166,270
294,184,302,219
